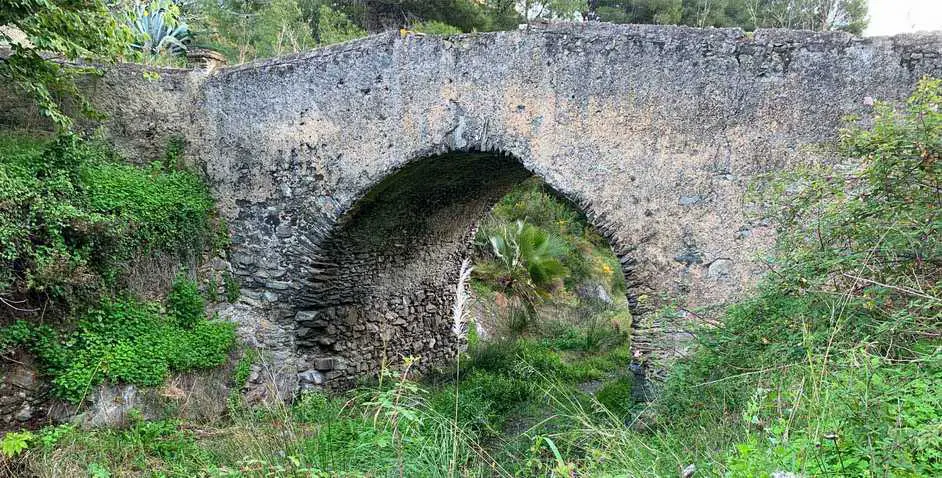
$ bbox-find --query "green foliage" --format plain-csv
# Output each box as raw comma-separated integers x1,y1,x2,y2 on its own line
410,20,463,36
1,430,34,458
223,272,240,302
86,463,111,478
306,2,368,45
6,297,235,403
0,0,132,129
334,0,521,33
0,133,216,302
36,423,75,450
232,348,257,389
189,0,365,63
477,178,625,293
472,178,628,339
429,370,532,435
595,0,868,33
205,274,219,302
127,0,192,58
520,0,586,21
478,219,567,291
0,135,232,402
167,276,205,329
17,332,632,476
595,376,633,419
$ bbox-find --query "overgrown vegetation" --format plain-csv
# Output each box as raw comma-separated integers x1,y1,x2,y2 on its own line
593,0,868,33
472,178,630,339
188,0,366,64
0,0,132,128
6,334,635,475
0,134,234,406
0,134,215,303
1,291,234,404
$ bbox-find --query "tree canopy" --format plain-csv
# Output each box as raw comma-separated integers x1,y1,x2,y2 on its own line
592,0,868,33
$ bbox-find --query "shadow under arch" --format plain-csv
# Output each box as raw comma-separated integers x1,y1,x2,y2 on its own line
294,150,643,390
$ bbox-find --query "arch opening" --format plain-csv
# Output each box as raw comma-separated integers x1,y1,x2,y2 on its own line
294,151,637,389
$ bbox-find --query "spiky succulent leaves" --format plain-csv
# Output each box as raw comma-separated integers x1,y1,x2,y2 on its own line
128,0,190,56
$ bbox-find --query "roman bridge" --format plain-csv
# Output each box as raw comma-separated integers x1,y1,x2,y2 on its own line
6,23,940,398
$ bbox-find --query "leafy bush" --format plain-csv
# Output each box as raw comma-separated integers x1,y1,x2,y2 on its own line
167,276,205,329
2,297,234,403
0,133,215,304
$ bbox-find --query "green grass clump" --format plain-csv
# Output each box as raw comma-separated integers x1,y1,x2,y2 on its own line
595,376,634,419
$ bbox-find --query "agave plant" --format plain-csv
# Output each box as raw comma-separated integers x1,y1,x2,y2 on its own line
127,0,190,56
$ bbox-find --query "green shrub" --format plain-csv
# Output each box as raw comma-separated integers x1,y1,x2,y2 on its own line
595,376,633,419
0,134,216,302
2,297,234,403
167,276,205,329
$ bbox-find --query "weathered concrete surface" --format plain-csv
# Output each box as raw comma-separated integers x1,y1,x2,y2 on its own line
4,23,941,395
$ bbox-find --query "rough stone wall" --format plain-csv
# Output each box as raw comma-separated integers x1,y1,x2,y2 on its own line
3,23,941,396
290,153,530,388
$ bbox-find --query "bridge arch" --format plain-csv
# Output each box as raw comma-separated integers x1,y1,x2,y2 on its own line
10,23,936,398
288,148,643,389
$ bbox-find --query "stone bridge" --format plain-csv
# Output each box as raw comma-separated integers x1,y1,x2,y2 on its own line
5,23,941,397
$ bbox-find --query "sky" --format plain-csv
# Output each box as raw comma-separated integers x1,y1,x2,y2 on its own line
865,0,942,36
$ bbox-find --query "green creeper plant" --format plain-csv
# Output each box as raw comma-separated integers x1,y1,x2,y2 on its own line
168,275,205,329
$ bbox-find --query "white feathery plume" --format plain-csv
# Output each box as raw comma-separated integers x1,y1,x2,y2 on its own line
450,257,473,477
451,258,474,338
